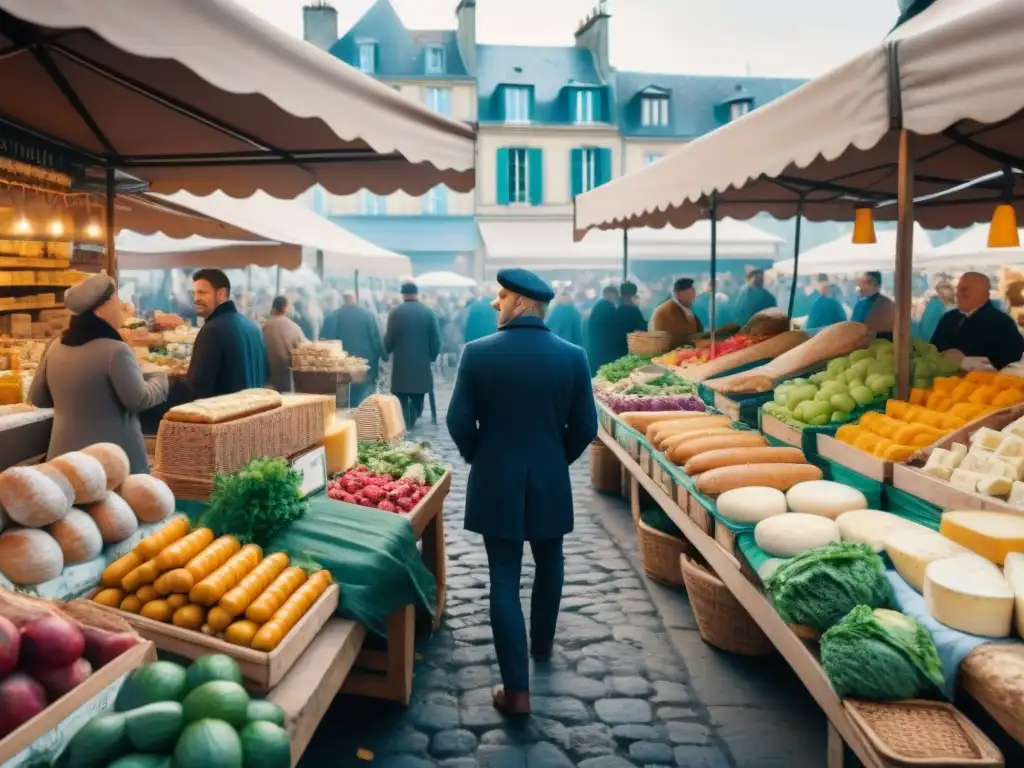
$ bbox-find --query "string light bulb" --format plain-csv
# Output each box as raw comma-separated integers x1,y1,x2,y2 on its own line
13,217,30,234
85,222,102,239
49,219,64,237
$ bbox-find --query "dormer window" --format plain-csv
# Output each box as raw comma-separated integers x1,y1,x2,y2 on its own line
570,87,602,124
357,42,377,74
425,45,445,75
730,101,751,121
502,86,532,124
641,96,669,127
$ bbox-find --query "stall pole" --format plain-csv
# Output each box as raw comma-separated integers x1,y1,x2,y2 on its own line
354,269,360,302
104,166,117,281
709,195,718,359
275,265,282,295
315,250,325,281
622,229,629,280
893,129,916,400
786,196,804,321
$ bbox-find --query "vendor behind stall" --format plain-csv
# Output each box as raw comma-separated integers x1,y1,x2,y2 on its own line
852,271,895,340
29,273,169,473
931,272,1024,370
263,295,307,392
649,277,702,348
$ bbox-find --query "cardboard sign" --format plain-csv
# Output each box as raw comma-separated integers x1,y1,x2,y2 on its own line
291,445,328,499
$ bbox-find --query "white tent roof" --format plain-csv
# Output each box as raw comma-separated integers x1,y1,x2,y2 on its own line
115,232,296,270
414,271,478,289
916,226,1024,269
773,224,933,276
0,0,475,198
483,218,781,271
574,0,1024,237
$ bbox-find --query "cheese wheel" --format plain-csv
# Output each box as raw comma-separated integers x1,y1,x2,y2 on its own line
835,509,926,553
939,511,1024,565
47,508,104,564
87,492,139,543
1002,553,1024,639
695,463,823,496
0,528,64,585
82,443,131,492
883,528,968,593
683,446,806,476
785,481,867,519
0,466,71,527
51,452,108,505
755,513,840,557
716,487,787,525
119,475,175,523
669,432,768,465
924,553,1013,637
34,464,75,509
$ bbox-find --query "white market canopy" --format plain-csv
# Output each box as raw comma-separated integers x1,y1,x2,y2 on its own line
414,271,478,289
915,225,1024,270
0,0,475,198
115,232,295,270
117,191,411,276
483,218,782,271
574,0,1024,237
774,224,933,276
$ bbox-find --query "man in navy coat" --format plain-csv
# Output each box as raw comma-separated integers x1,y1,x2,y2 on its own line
446,268,598,716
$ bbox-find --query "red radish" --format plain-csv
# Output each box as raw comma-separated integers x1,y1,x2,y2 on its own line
377,500,396,512
33,657,92,699
20,615,85,669
0,673,47,738
81,626,139,668
0,615,19,677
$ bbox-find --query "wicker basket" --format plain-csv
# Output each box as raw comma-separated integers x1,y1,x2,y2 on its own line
680,553,774,656
589,440,620,494
843,699,1003,767
627,331,673,357
636,518,691,588
354,393,406,442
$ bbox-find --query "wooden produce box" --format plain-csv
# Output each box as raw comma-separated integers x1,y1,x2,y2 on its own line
0,642,155,767
292,369,357,409
90,583,340,693
615,426,642,462
713,392,742,422
685,493,715,537
816,433,893,482
596,401,616,435
892,463,1023,515
759,412,803,448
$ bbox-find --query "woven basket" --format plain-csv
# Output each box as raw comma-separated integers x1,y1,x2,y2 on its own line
354,393,405,442
151,469,217,503
589,440,620,494
628,331,673,356
636,518,691,588
680,554,774,656
155,394,333,477
844,699,1003,766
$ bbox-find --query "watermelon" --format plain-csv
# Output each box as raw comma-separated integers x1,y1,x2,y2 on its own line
116,662,188,712
245,700,285,727
181,681,250,729
66,713,128,768
172,719,242,768
125,701,184,753
108,756,171,768
240,721,290,768
185,655,242,692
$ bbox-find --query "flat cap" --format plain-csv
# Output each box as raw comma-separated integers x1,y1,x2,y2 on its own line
65,272,116,314
497,268,554,303
400,281,418,295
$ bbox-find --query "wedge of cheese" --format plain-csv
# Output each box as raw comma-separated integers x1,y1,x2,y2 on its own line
949,442,968,465
1010,481,1024,507
923,449,956,480
949,468,982,493
1002,552,1024,638
324,417,358,475
996,436,1024,459
977,474,1013,498
884,528,968,592
924,553,1014,637
971,427,1006,452
940,511,1024,565
835,509,925,553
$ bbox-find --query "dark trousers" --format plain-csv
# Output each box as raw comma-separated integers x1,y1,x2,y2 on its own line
393,392,425,427
483,536,565,693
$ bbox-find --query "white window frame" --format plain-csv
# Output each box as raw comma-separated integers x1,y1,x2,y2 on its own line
359,190,387,216
508,148,529,204
425,46,445,75
504,87,531,124
357,42,376,74
422,186,447,215
425,87,452,117
730,101,751,121
643,153,662,167
579,148,598,193
574,89,596,124
641,96,669,127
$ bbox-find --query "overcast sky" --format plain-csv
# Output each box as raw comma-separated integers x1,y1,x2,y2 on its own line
239,0,898,78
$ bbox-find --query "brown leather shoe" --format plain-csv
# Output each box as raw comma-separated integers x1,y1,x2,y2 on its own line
492,685,531,715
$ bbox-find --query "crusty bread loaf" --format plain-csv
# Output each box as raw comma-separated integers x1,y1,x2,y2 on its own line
164,389,282,424
682,446,807,476
695,463,823,496
668,432,768,465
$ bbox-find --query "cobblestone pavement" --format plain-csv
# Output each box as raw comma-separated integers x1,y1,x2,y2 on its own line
301,375,824,767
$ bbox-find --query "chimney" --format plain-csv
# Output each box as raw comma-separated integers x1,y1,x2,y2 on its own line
302,1,338,52
574,1,611,81
455,0,477,74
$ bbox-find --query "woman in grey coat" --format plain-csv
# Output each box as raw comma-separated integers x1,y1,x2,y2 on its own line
30,273,169,474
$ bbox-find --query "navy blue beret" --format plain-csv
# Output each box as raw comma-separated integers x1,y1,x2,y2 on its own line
496,268,555,303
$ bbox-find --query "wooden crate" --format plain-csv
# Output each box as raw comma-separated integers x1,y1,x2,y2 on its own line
760,412,803,448
715,523,739,559
90,584,339,693
713,392,742,422
816,434,892,482
892,463,1024,516
655,462,676,500
687,494,716,537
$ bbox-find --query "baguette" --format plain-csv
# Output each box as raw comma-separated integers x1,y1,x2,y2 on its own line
695,463,823,496
682,446,807,476
619,411,707,432
660,428,738,453
649,415,732,447
644,417,708,442
668,432,768,465
683,331,809,383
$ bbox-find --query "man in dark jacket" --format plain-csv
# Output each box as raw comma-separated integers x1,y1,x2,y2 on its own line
931,272,1024,370
463,291,499,343
320,290,386,406
614,281,647,357
545,291,584,346
385,282,441,428
585,285,619,373
447,268,597,716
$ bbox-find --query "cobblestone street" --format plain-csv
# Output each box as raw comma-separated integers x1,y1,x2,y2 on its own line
301,376,825,767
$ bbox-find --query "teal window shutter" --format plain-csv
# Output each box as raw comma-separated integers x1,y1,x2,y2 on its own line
528,148,544,206
596,148,612,187
570,148,583,198
496,148,510,205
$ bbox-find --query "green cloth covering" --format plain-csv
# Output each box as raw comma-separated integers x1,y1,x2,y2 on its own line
266,495,437,638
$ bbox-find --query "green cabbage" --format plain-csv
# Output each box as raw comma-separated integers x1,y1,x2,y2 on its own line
821,606,944,700
766,541,892,630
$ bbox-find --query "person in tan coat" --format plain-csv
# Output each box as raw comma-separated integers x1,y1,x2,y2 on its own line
649,277,703,348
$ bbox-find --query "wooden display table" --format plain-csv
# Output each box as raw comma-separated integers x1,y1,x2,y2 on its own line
341,471,450,705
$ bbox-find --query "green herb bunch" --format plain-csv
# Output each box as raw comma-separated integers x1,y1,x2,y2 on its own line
201,457,306,546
